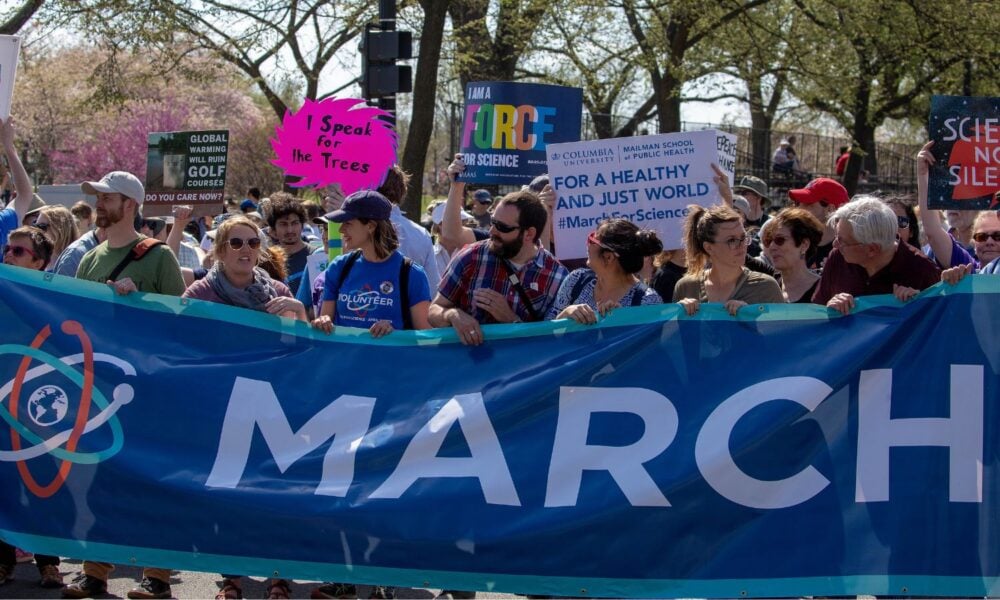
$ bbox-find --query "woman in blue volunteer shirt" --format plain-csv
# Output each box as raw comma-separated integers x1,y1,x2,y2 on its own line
311,190,431,336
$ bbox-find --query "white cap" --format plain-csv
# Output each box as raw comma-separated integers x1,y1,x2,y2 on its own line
81,171,145,205
431,202,475,225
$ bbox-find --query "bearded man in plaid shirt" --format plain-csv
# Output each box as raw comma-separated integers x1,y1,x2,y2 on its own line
429,190,568,345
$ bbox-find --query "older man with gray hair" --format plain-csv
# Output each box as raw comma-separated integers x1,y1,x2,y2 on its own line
812,196,940,314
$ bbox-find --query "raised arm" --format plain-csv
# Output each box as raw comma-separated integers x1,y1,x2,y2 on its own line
916,141,954,267
1,117,34,224
440,154,477,250
711,164,733,207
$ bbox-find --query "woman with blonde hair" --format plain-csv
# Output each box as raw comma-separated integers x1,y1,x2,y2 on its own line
30,205,79,270
182,215,306,321
674,204,783,315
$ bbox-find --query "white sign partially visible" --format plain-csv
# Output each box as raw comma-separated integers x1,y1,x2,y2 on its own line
0,35,21,120
548,130,734,260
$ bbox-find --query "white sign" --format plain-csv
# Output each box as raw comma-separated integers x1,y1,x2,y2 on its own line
0,36,21,120
548,130,734,260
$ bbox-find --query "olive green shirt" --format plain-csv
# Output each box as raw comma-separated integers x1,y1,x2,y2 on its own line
673,267,784,305
76,235,185,297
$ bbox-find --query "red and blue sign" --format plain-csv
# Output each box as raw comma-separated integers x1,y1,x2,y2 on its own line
459,82,582,185
928,94,1000,209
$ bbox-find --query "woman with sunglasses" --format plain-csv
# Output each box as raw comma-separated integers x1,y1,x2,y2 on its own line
881,197,920,248
760,208,825,303
674,204,783,316
547,219,663,324
182,215,306,321
2,226,53,271
29,205,79,271
311,190,431,337
0,227,63,588
942,210,1000,283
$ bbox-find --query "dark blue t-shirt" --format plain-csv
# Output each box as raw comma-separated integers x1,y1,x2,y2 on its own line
321,250,430,330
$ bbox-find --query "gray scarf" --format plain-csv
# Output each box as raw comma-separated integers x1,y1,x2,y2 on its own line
205,263,279,311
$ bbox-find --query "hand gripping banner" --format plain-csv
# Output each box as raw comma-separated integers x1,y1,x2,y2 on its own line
0,267,997,598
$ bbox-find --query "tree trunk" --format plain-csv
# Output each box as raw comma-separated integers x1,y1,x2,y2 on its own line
852,120,878,178
748,108,773,177
401,0,450,221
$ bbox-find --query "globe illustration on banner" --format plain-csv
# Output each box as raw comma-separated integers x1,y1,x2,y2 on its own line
27,385,68,426
0,321,136,498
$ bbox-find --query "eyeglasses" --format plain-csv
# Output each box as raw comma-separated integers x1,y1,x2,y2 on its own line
833,236,865,249
587,231,618,255
764,234,790,247
227,237,262,250
715,235,750,250
490,217,520,234
3,245,38,259
973,231,1000,243
32,221,49,232
897,216,910,228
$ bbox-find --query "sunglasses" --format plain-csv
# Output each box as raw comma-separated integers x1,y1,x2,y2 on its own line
32,221,49,231
490,217,520,234
897,216,910,228
227,237,262,250
3,245,38,259
587,231,618,255
973,231,1000,243
764,234,791,247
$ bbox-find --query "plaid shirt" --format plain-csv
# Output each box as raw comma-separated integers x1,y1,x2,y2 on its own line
438,241,568,324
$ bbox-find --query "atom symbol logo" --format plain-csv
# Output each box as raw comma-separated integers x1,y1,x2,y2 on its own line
0,321,136,498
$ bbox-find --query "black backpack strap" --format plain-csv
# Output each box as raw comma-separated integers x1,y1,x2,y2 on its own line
107,238,164,282
569,269,596,303
335,250,362,291
501,259,542,322
629,284,646,306
399,257,412,330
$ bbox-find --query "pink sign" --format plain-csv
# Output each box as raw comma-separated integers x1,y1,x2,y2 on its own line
271,98,397,193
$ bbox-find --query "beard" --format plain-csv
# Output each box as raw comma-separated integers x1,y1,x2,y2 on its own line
95,205,124,228
489,230,524,260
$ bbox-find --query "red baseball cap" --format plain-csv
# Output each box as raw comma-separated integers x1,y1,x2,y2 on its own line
788,178,849,207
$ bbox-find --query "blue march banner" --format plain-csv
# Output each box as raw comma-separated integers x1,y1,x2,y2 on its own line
459,82,582,185
0,267,997,598
927,94,1000,210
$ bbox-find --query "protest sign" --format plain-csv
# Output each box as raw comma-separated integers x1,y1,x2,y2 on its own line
0,267,996,599
271,98,396,193
928,94,1000,210
549,130,730,260
0,35,21,120
459,82,582,185
144,130,229,217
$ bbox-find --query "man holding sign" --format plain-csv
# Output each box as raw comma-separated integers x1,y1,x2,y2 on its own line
429,191,567,345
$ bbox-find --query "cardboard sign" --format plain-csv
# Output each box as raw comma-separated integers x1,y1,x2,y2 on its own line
144,130,229,217
271,98,396,193
549,130,732,260
928,95,1000,210
459,82,582,185
0,35,21,120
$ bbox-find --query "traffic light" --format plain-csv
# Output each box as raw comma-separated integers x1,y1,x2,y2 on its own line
361,27,413,99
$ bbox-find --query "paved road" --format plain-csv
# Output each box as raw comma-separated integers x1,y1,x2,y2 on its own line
2,559,518,599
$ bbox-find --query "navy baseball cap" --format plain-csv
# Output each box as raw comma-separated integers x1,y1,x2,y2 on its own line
473,189,492,204
323,190,392,223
